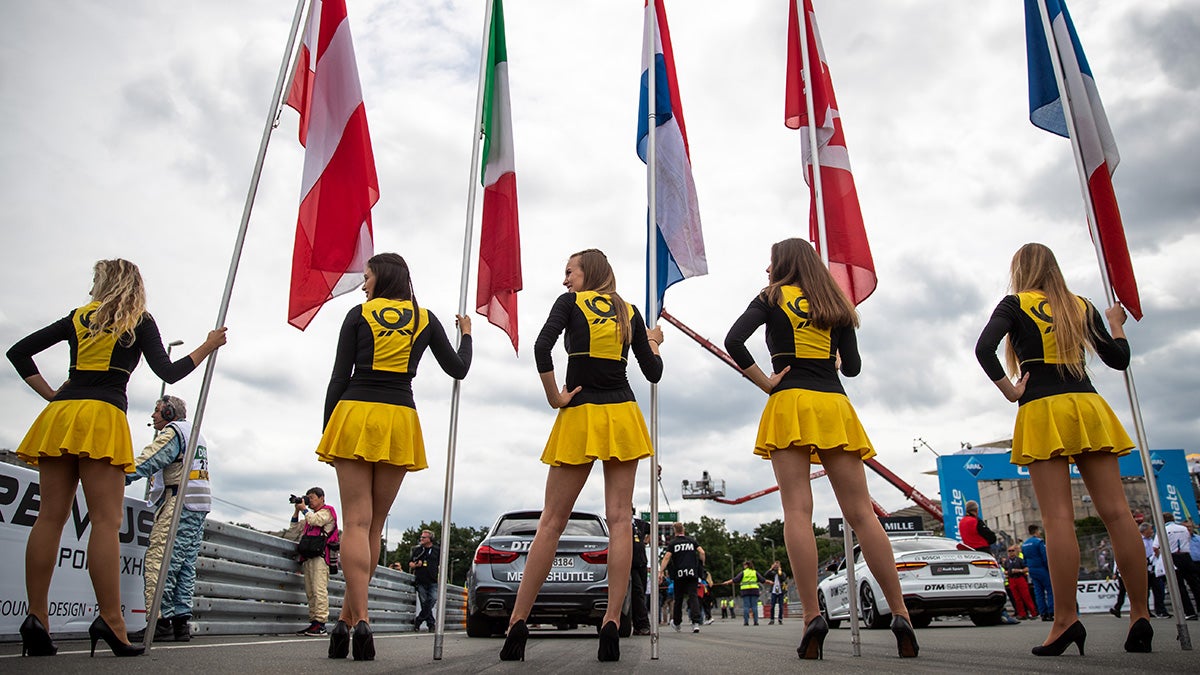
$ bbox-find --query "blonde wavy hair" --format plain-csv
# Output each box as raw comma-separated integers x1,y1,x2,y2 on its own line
90,259,147,345
1006,243,1093,380
571,249,633,345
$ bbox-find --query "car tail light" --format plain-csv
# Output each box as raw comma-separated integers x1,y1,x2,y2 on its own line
580,549,608,565
970,559,999,569
895,562,929,571
474,545,520,564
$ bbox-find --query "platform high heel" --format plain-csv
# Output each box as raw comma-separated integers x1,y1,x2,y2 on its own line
19,615,57,657
1124,617,1153,653
328,620,350,659
1031,620,1086,656
796,615,829,660
597,620,620,662
500,619,528,661
350,620,374,661
890,615,920,658
88,616,145,657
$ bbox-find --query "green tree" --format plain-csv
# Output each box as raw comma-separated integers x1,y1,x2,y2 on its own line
384,521,489,586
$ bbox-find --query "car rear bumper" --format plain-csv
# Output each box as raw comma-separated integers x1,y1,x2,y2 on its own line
472,590,610,623
902,591,1008,615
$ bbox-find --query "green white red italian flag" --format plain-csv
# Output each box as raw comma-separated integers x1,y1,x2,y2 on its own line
477,0,522,352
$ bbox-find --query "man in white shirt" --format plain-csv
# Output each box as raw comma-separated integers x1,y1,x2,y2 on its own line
1163,514,1200,620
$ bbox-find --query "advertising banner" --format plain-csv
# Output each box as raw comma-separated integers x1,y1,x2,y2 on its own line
0,461,153,637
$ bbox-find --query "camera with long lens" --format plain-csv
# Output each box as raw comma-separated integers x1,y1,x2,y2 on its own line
288,494,310,506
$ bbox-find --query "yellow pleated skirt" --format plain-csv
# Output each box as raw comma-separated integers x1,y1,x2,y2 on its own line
16,399,135,472
316,400,427,470
541,401,654,466
1011,392,1134,465
754,388,875,463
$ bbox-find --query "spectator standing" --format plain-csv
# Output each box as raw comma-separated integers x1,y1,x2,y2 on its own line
1022,524,1053,621
1163,514,1200,620
721,561,761,626
1002,546,1037,619
763,561,788,624
409,529,440,631
1141,523,1169,617
959,501,994,553
629,508,652,635
659,522,706,633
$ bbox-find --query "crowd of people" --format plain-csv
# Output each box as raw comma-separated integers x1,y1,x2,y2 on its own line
7,239,1175,664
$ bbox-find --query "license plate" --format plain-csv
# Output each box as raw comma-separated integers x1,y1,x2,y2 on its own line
930,563,969,576
552,556,575,568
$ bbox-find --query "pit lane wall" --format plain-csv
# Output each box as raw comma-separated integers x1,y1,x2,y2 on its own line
0,461,465,639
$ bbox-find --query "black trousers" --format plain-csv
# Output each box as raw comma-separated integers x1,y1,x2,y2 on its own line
630,563,650,630
1170,553,1200,615
672,576,702,626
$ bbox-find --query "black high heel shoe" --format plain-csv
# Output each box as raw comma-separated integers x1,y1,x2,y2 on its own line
328,620,350,659
597,620,620,662
351,620,374,661
796,615,829,660
1124,617,1153,653
890,615,920,658
1031,620,1086,656
500,619,528,661
88,616,145,657
19,615,57,657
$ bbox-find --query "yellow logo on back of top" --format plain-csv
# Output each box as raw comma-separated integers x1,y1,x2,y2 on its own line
576,291,626,361
779,286,831,360
363,299,425,372
74,301,120,371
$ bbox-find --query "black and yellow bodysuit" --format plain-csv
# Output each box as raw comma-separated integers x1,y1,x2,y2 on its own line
7,301,198,471
315,298,471,469
724,286,874,462
975,291,1133,465
534,291,662,465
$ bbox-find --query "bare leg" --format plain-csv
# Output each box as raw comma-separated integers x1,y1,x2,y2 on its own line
25,456,80,629
1028,458,1078,642
819,449,910,622
335,459,374,625
78,458,133,642
600,459,639,627
367,463,407,584
769,448,819,625
509,463,592,627
1075,453,1151,625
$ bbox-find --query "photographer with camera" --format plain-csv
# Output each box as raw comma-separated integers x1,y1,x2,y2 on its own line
408,529,439,631
285,487,338,637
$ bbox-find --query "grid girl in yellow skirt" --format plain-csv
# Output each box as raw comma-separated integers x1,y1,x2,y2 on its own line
975,243,1150,656
500,249,662,663
315,253,470,660
7,258,225,657
724,239,917,660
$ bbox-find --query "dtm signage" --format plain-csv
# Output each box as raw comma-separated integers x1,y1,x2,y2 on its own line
937,449,1196,541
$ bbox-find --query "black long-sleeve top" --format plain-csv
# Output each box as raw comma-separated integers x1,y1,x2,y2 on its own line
324,298,472,426
6,302,197,412
724,287,860,395
533,291,662,407
974,292,1129,406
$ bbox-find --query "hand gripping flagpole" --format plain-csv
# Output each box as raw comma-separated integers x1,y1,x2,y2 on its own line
432,0,494,660
1034,0,1189,650
644,0,662,660
795,0,858,656
141,0,312,652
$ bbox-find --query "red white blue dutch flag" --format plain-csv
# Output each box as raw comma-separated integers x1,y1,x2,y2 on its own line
637,0,706,317
1025,0,1141,319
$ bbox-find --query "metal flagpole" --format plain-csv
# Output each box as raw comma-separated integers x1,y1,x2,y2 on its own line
1034,0,1189,650
645,0,661,660
142,0,312,651
796,0,858,656
433,0,494,660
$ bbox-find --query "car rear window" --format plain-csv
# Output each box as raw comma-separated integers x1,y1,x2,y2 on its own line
494,515,605,537
890,537,960,553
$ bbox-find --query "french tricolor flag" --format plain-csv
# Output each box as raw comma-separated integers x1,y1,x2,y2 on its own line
637,0,706,316
1026,0,1141,320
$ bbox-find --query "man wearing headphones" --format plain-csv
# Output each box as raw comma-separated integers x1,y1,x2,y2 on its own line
126,395,212,642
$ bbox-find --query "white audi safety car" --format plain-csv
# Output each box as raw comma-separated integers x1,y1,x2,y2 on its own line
817,534,1007,629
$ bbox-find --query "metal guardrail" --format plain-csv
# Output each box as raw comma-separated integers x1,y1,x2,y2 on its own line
191,520,466,636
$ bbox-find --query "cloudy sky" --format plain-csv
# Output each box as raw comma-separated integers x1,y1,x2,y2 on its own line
2,1,1197,542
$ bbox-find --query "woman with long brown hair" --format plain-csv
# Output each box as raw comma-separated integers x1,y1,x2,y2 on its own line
500,249,663,663
7,259,226,658
724,238,917,660
975,242,1150,656
316,252,471,661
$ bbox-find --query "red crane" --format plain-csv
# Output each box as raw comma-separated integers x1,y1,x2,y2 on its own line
659,308,943,521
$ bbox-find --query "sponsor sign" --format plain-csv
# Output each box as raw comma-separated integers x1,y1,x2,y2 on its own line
828,516,924,538
0,462,152,637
